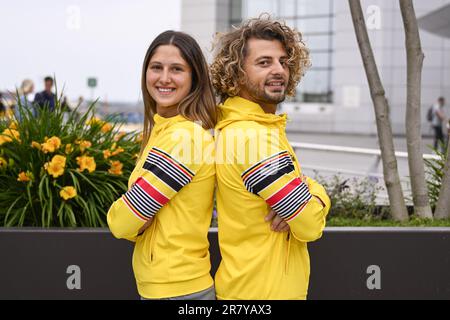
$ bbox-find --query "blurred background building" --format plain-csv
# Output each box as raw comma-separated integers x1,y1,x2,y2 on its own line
182,0,450,135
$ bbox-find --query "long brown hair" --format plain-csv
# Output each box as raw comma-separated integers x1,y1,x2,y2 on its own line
139,31,217,156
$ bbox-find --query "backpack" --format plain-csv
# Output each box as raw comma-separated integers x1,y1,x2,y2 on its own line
427,106,434,122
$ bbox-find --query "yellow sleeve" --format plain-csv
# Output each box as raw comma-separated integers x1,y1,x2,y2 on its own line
107,129,203,241
286,176,331,242
239,132,331,243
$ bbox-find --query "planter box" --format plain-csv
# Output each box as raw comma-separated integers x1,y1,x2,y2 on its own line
0,227,449,300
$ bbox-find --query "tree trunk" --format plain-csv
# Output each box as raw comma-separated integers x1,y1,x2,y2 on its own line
399,0,433,219
348,0,409,221
435,139,450,219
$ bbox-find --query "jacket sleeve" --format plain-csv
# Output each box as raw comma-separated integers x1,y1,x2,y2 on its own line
239,132,331,243
107,133,202,241
287,176,331,242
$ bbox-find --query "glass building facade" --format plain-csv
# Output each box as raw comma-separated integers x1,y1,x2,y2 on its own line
230,0,334,103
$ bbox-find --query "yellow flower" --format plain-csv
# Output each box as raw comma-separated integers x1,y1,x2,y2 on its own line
101,122,113,133
6,109,14,118
78,140,92,153
31,141,42,150
0,129,20,145
65,144,74,154
76,155,96,173
111,147,124,156
114,132,126,141
17,172,30,182
17,171,33,182
44,155,66,178
108,160,123,175
60,186,77,200
103,149,112,159
45,162,65,178
9,121,18,130
52,155,67,166
0,157,7,169
136,132,143,143
11,129,20,141
86,117,102,126
0,135,11,145
41,136,61,154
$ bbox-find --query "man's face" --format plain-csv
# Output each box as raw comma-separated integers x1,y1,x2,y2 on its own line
240,38,290,106
439,99,445,107
45,80,53,92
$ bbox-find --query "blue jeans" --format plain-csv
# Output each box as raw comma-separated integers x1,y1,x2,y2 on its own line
141,285,216,300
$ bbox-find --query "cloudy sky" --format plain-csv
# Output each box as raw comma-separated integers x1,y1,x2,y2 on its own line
1,0,181,103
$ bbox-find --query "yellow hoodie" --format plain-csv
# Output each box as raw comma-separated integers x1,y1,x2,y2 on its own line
215,96,331,300
107,114,215,299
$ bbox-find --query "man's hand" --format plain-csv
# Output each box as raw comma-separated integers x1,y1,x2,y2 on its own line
302,174,309,185
138,217,154,235
265,210,290,233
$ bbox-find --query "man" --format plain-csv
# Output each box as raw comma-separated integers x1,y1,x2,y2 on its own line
431,97,447,151
34,76,56,112
211,16,331,300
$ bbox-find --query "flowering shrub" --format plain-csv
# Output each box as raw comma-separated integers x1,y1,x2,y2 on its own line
0,98,142,227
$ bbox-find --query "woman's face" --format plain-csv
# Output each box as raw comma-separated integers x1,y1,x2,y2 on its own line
146,45,192,117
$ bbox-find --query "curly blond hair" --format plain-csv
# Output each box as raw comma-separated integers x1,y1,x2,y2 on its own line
211,14,311,102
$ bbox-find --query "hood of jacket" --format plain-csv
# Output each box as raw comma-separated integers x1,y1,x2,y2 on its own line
216,96,287,130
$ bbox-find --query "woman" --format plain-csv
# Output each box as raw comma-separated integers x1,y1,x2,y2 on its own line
14,79,36,121
107,31,217,300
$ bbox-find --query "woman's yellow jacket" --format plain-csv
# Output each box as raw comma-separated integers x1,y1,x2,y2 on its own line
107,114,215,299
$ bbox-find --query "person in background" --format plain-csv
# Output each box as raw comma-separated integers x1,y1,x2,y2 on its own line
61,96,72,112
13,79,36,120
431,97,447,152
34,76,56,112
0,92,6,117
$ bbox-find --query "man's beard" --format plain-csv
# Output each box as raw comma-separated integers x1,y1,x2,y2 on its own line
244,79,287,105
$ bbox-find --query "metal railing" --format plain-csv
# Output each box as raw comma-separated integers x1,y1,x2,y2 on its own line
291,142,439,160
290,142,438,205
291,142,438,174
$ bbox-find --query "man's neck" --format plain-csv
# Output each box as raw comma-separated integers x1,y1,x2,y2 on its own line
258,102,277,114
238,94,277,114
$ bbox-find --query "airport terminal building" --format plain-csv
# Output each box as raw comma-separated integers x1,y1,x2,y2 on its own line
181,0,450,135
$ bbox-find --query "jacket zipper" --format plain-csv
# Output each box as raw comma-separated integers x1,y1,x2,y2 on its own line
284,232,291,275
149,218,158,262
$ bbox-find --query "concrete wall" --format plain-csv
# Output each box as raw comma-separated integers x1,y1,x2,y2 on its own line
1,228,450,299
181,0,229,62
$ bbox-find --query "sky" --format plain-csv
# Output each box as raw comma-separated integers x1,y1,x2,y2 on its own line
1,0,181,103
